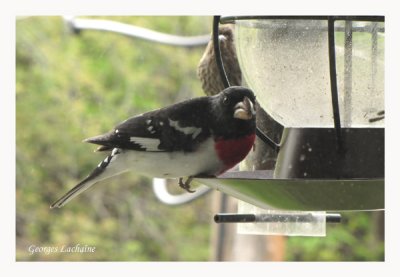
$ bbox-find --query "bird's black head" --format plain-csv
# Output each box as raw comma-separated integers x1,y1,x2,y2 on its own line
211,86,256,138
216,86,256,120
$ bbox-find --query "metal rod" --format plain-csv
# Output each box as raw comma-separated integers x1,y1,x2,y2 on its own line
222,19,384,33
326,214,342,223
214,213,342,223
220,15,384,24
215,213,257,223
212,16,230,88
328,17,343,150
344,21,353,127
256,128,280,152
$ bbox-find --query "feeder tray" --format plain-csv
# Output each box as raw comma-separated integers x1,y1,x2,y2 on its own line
195,171,383,211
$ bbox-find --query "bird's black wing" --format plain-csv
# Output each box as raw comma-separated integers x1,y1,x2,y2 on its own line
85,97,213,153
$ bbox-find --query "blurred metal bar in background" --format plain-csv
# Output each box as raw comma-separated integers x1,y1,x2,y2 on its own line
152,178,211,205
64,16,210,48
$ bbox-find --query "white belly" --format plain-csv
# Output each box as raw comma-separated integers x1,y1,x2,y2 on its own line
109,137,223,178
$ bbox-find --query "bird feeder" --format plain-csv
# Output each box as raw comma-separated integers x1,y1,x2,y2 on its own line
196,16,384,217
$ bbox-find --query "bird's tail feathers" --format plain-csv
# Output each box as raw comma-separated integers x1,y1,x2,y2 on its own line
50,176,98,209
50,148,123,209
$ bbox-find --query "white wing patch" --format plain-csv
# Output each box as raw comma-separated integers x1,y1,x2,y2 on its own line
168,119,202,139
130,136,162,151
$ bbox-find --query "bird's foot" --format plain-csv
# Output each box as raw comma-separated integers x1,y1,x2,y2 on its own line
179,177,195,193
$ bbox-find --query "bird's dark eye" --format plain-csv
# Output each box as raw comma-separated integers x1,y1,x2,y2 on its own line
223,96,229,105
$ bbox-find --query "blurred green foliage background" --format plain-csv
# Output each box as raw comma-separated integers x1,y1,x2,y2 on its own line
16,16,384,261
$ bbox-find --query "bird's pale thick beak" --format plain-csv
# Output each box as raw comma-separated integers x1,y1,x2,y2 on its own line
233,97,255,120
218,34,227,42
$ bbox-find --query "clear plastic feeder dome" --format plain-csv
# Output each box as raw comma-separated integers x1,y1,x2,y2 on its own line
234,19,384,127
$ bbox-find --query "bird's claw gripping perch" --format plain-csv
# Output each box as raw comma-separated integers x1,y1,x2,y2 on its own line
179,177,195,193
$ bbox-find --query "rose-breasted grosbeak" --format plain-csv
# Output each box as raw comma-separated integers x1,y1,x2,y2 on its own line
50,86,256,208
197,25,242,96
